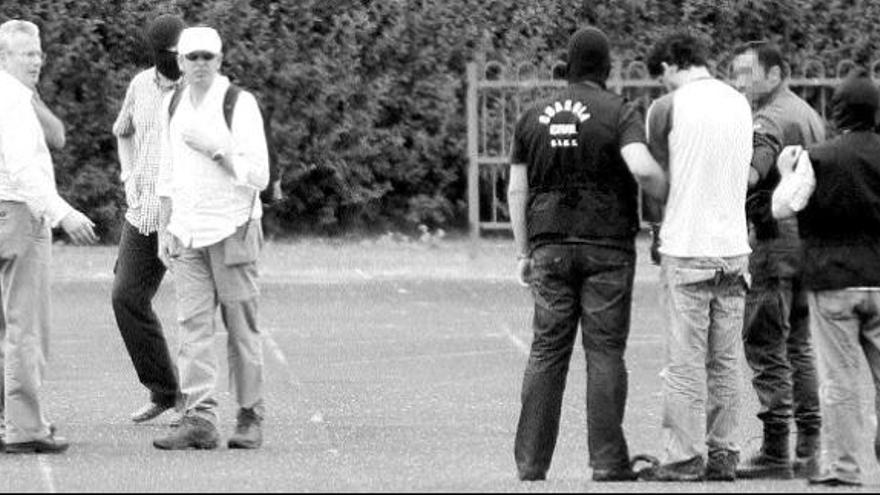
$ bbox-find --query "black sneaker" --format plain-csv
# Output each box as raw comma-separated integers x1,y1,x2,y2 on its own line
737,452,793,479
706,449,739,481
227,408,262,449
638,455,704,482
153,415,219,450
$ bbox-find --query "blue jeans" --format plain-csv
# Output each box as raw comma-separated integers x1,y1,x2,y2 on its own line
660,255,748,462
808,289,880,485
515,243,635,476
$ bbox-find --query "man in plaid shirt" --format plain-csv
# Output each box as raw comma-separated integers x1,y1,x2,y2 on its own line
111,14,185,425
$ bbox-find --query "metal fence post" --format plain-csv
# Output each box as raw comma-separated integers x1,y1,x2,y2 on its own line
467,62,480,244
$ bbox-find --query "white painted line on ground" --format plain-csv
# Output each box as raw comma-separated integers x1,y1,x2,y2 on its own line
263,330,340,454
324,349,513,367
38,455,57,493
354,268,373,280
263,331,304,393
500,322,530,355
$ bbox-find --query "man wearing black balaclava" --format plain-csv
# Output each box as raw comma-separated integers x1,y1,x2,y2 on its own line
507,27,667,482
772,69,880,488
111,13,185,426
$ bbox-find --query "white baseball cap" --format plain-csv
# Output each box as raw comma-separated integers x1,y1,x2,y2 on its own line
176,26,222,55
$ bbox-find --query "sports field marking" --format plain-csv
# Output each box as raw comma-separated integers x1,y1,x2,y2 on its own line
38,455,57,493
499,322,530,355
263,329,341,453
322,349,514,367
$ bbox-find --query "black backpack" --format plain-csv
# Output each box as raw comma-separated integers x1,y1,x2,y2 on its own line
168,84,282,206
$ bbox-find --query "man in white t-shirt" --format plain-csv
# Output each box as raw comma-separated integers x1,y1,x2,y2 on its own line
639,31,754,482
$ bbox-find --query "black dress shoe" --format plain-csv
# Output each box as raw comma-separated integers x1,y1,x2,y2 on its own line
5,434,69,454
131,402,173,423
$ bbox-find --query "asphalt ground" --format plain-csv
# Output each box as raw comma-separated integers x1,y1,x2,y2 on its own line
0,236,878,492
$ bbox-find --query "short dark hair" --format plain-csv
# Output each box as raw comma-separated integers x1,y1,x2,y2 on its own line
646,31,709,77
733,40,789,79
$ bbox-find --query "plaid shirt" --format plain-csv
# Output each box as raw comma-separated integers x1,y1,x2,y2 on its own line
113,68,178,235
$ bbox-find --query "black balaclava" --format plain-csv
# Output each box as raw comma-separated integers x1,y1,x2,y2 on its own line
831,69,880,132
147,14,185,81
566,27,611,87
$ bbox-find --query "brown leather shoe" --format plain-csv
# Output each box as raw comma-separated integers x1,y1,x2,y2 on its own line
227,408,262,449
153,415,219,450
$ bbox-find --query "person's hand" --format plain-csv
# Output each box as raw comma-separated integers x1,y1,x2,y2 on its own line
748,167,760,188
59,210,97,245
776,145,803,178
516,256,532,287
182,127,224,159
157,229,180,269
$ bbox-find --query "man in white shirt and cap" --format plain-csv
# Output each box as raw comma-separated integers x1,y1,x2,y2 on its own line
153,26,269,451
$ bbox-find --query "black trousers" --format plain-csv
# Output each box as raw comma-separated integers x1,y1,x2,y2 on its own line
111,221,178,407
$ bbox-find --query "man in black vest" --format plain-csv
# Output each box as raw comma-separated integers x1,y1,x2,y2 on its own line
508,27,667,482
772,70,880,487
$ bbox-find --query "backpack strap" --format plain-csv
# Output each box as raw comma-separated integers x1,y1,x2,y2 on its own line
223,84,241,130
168,85,185,120
168,84,240,130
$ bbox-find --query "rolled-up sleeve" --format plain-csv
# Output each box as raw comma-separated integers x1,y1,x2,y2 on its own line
0,97,72,226
228,91,269,191
113,79,137,182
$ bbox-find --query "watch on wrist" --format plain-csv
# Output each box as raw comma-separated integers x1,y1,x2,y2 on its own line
211,149,226,162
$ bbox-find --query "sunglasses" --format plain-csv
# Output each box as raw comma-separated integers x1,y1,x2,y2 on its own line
184,51,217,62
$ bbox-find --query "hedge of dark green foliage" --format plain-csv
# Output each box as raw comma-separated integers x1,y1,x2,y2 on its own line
4,0,879,241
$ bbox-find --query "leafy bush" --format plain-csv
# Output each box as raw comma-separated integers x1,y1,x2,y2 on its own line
5,0,880,241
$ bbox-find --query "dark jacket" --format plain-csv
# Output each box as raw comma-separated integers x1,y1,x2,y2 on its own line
798,74,880,290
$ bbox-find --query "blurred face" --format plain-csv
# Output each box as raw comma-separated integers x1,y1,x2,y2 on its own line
179,50,221,89
732,50,778,106
1,32,43,88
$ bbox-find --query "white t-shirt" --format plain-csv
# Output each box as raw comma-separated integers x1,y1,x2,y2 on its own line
647,71,753,257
